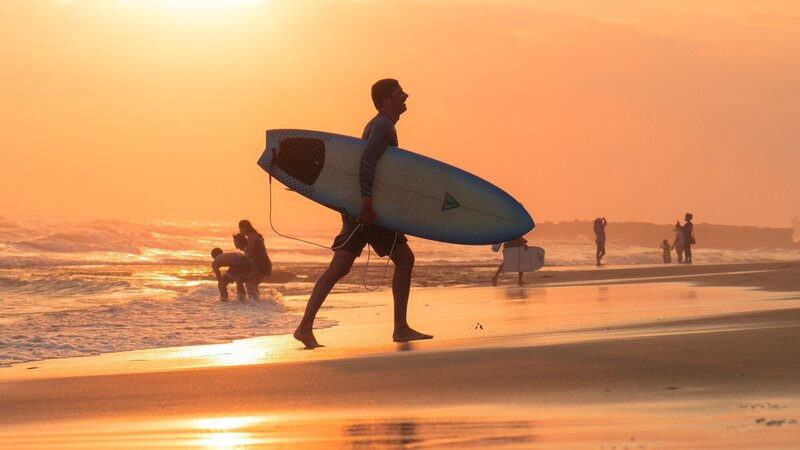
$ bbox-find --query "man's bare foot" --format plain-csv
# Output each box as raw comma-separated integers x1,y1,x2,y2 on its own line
393,327,433,343
293,328,322,349
491,277,498,286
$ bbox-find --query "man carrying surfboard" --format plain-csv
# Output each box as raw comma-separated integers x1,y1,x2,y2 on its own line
293,79,433,349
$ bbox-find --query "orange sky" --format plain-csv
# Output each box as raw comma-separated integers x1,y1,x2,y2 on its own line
1,0,798,229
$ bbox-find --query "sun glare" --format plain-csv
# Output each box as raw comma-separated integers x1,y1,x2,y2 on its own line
154,0,267,24
165,0,265,10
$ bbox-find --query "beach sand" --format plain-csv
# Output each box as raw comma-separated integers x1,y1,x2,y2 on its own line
1,261,799,448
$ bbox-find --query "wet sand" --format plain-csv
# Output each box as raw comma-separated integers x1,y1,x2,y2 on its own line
1,262,799,448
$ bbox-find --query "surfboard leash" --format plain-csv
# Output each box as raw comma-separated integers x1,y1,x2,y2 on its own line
361,232,397,292
266,163,394,290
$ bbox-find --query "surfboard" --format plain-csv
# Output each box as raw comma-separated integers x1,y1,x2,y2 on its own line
502,246,545,272
257,129,534,245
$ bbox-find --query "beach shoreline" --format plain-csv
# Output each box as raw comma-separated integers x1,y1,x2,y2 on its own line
2,261,799,448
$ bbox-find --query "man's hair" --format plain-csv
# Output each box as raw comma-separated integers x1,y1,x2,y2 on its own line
233,233,247,250
685,212,694,220
211,248,223,258
371,78,399,110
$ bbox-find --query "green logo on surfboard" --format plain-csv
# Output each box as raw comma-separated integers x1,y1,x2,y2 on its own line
442,192,460,211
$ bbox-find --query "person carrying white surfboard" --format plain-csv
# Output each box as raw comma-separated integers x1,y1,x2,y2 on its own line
292,78,433,349
491,237,529,286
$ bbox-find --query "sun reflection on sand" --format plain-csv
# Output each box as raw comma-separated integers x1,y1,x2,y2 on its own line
192,416,272,449
173,337,291,367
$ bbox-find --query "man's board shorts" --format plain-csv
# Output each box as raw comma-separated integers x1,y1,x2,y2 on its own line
224,256,252,280
332,215,407,257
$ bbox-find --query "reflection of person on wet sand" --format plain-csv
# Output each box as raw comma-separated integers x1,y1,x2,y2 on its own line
593,217,607,266
293,79,433,349
491,237,528,286
210,247,250,301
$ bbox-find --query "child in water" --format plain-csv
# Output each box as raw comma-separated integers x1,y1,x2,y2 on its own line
660,239,672,264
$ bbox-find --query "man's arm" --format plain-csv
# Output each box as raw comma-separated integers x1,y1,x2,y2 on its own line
358,118,393,224
212,259,223,281
212,259,228,300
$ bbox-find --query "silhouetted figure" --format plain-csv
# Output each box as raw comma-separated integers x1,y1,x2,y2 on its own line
660,239,672,264
210,247,250,301
491,237,528,286
238,220,272,299
593,217,607,266
682,213,694,264
671,222,685,263
293,79,432,349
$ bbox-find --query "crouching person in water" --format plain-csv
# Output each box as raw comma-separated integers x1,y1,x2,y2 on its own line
211,247,251,301
237,220,272,300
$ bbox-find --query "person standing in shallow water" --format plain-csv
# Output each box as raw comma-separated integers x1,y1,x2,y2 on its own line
671,222,685,263
237,220,271,299
660,239,672,264
593,217,607,266
682,213,694,264
293,79,433,349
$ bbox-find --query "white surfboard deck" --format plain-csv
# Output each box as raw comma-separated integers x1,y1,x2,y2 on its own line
502,246,545,272
258,129,534,245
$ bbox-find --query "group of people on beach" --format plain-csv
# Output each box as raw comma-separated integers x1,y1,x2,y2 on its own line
661,212,695,264
594,213,696,266
491,213,696,286
211,220,272,301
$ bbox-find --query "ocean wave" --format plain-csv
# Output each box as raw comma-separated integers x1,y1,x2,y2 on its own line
0,276,133,296
0,285,311,367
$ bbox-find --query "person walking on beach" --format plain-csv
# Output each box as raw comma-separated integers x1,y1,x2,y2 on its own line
593,217,607,266
660,239,672,264
682,213,694,264
491,237,529,286
671,222,685,263
293,79,433,349
238,220,272,299
211,247,250,301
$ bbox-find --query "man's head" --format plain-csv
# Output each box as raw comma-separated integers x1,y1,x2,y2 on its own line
685,212,694,221
371,78,408,118
233,233,247,251
211,248,223,259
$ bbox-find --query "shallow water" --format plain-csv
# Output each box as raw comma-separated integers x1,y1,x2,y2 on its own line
2,217,799,367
